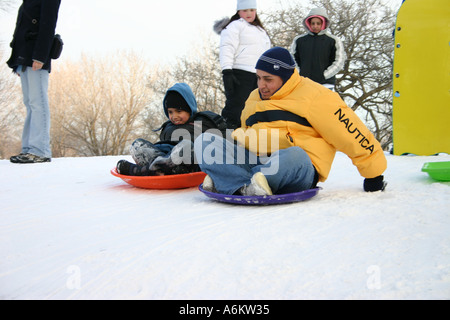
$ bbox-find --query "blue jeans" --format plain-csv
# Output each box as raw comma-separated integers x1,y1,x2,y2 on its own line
194,133,317,195
19,66,51,158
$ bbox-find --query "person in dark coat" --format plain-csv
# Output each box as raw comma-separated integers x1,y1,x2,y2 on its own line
116,83,227,176
290,7,346,91
7,0,61,164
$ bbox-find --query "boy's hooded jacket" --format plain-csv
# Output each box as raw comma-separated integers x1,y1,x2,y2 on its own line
158,83,226,144
232,69,387,182
289,8,346,86
7,0,61,72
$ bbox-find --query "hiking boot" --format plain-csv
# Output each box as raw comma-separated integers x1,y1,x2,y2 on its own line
240,172,273,196
11,153,51,164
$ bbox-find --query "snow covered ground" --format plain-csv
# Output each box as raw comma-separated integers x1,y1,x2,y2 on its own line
1,151,449,300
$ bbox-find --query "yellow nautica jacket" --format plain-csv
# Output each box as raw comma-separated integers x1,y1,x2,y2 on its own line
232,69,387,182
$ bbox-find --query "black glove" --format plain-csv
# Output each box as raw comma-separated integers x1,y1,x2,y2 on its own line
364,175,386,192
222,69,239,93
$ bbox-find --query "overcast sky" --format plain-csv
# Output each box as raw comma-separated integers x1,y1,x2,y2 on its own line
0,0,401,64
0,0,296,64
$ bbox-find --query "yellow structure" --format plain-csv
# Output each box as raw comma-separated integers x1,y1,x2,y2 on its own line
392,0,450,155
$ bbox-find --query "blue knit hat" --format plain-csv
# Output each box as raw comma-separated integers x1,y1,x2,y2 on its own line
237,0,257,10
255,47,296,83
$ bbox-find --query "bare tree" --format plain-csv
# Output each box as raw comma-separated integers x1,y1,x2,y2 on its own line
48,51,156,157
144,36,226,142
0,0,18,46
263,0,396,149
149,1,396,149
170,43,225,114
147,36,225,116
2,1,397,159
0,46,23,159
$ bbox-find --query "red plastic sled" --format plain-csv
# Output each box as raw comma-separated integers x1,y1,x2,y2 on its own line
111,168,206,189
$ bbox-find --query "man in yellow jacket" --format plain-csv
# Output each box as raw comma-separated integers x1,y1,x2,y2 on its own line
194,47,387,196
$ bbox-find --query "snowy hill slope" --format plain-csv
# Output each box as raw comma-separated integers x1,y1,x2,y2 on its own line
1,152,449,299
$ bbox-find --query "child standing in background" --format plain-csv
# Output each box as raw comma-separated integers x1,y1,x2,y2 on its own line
214,0,271,129
290,8,346,91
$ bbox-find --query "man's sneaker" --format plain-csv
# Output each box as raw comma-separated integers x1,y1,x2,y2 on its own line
240,172,273,196
202,175,217,192
11,153,51,164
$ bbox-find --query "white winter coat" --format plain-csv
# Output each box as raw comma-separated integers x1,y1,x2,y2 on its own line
219,18,271,73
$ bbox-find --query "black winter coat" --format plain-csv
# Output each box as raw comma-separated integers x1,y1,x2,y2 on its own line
158,112,227,145
7,0,61,72
291,33,338,85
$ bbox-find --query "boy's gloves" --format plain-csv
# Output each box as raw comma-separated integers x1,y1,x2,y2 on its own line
364,175,386,192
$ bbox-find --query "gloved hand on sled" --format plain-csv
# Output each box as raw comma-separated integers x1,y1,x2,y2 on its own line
363,175,387,192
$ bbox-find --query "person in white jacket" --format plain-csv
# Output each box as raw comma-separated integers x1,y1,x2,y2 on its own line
214,0,271,129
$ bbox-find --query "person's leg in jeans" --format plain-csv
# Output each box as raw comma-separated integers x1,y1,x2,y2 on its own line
195,133,316,195
259,147,316,194
195,133,259,194
19,66,51,158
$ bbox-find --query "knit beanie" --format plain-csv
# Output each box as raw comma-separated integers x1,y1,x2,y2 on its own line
237,0,257,10
255,47,296,83
164,91,191,114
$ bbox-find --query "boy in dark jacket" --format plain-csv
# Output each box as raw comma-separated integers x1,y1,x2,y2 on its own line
116,83,226,176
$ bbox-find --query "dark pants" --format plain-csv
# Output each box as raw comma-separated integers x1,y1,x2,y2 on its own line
222,69,257,129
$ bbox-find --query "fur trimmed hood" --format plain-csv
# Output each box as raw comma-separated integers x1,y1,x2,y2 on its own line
213,17,231,35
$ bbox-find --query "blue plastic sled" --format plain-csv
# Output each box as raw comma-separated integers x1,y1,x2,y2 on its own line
198,184,321,205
